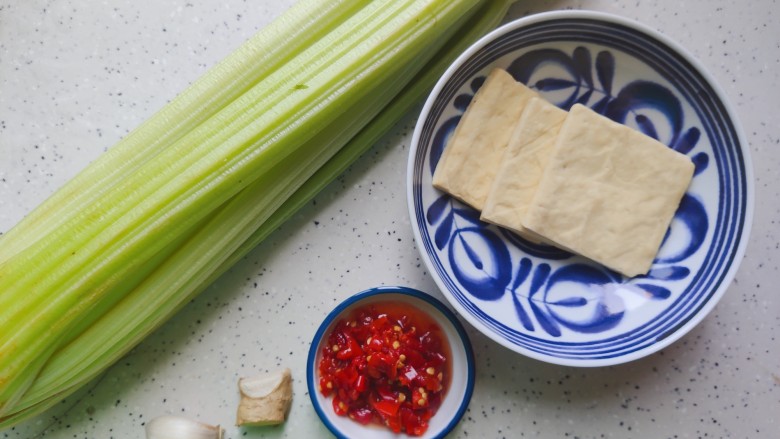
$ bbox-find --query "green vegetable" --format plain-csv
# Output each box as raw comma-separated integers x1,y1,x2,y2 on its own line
0,0,368,265
0,0,511,428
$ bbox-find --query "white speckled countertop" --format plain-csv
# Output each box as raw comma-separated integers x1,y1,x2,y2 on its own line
1,0,778,438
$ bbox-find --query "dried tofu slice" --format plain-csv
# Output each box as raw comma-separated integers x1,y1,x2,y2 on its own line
522,104,695,277
432,68,537,210
480,97,567,243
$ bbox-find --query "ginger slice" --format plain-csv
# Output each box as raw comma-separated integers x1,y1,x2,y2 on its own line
236,368,293,426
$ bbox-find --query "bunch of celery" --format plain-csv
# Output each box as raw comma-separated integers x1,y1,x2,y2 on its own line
0,0,512,428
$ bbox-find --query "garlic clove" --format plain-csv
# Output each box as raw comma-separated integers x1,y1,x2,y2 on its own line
236,367,293,426
145,414,223,439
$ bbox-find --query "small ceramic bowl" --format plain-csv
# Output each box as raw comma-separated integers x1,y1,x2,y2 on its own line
307,286,475,439
407,11,753,366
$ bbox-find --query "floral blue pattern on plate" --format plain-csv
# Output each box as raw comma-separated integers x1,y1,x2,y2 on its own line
406,11,753,367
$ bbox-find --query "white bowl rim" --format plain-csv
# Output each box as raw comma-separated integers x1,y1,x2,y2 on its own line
406,10,754,367
306,286,476,438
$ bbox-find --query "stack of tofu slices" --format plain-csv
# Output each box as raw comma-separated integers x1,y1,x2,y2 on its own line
432,69,695,278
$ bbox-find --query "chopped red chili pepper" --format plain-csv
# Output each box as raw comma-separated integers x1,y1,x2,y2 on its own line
318,302,450,436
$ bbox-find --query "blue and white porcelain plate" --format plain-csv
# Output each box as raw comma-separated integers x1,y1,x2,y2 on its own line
406,11,753,367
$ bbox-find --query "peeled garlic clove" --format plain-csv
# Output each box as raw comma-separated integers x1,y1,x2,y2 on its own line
236,367,293,426
145,414,223,439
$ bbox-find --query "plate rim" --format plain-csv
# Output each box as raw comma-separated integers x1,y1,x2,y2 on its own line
405,10,754,367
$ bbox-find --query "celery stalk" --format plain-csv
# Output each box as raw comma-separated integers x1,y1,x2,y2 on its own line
1,0,406,349
0,0,491,422
4,2,512,426
2,0,446,344
0,0,417,317
0,0,367,264
228,0,514,267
